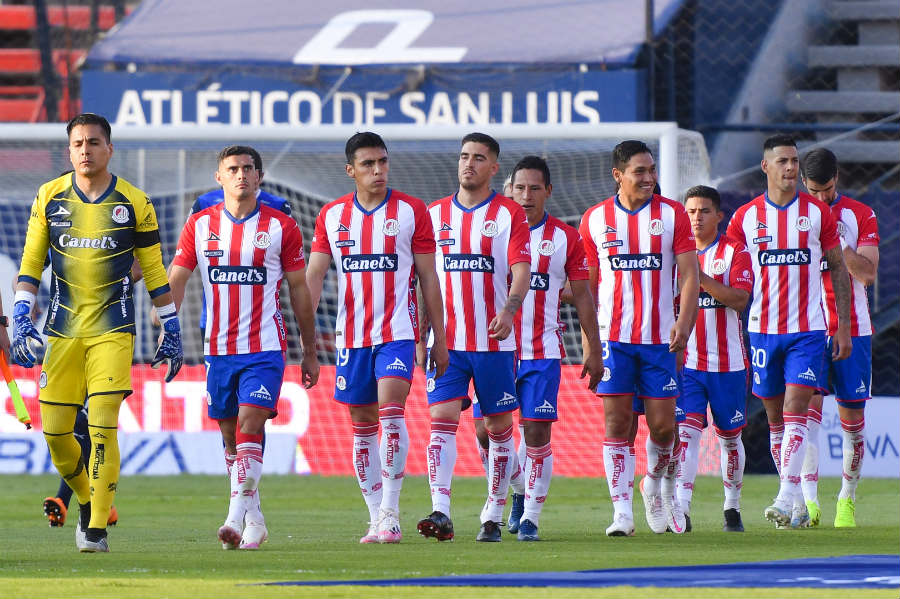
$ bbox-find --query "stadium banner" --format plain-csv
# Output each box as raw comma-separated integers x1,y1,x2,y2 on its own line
3,365,897,477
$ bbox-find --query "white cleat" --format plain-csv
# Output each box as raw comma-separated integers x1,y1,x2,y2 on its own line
664,494,687,534
605,513,635,537
240,520,268,550
640,477,667,534
376,508,402,544
218,520,243,550
790,503,811,529
764,500,791,528
359,523,379,544
75,521,88,551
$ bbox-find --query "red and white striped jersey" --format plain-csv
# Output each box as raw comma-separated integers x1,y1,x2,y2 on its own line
726,192,840,335
579,194,695,345
821,195,879,337
311,189,435,349
515,213,589,360
173,202,306,356
684,235,753,372
429,192,531,352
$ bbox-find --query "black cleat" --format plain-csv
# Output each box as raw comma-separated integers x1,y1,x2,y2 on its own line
476,520,502,542
417,511,454,541
723,508,744,532
685,513,692,533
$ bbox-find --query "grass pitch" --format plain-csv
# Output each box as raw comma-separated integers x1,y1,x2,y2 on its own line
2,474,897,598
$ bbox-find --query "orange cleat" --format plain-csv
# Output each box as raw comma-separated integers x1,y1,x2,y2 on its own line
43,497,67,527
107,505,119,526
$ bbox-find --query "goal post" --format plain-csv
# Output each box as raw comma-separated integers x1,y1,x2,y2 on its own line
0,122,711,366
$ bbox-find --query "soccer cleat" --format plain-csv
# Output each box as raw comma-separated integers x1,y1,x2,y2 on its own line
764,501,791,528
640,477,667,534
240,521,268,550
507,493,525,534
476,520,501,542
80,528,109,553
43,497,67,527
605,513,635,537
791,503,811,529
107,505,118,527
217,522,243,550
723,508,744,532
359,524,379,544
805,500,821,527
375,508,402,544
75,503,90,551
517,519,540,541
416,511,454,541
663,494,687,534
684,514,693,533
834,497,856,528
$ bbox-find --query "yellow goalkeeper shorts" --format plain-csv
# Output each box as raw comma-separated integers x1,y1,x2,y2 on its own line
39,333,134,405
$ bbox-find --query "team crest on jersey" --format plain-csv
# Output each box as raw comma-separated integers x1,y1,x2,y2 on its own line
336,375,347,391
112,205,130,224
39,371,47,388
537,240,555,256
710,258,727,275
253,231,271,249
206,391,212,406
426,377,436,392
796,216,811,232
382,219,400,236
753,372,760,384
648,219,664,236
601,367,611,382
481,220,499,237
837,222,848,237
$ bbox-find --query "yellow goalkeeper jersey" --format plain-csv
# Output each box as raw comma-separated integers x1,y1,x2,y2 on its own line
18,172,170,338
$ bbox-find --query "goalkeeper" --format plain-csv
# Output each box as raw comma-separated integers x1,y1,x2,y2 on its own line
11,113,183,553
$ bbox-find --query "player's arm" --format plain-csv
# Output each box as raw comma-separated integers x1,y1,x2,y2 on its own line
11,194,51,366
304,252,332,312
580,266,599,363
843,245,878,286
698,273,749,313
570,277,603,390
560,282,575,305
672,250,699,353
285,267,321,389
824,245,852,361
489,261,529,340
414,251,448,378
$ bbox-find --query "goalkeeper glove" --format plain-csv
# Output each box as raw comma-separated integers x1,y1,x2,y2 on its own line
151,313,183,383
10,299,43,368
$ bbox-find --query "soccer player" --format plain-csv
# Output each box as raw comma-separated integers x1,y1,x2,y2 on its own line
11,113,183,553
417,132,531,542
305,132,449,544
579,139,699,537
167,145,320,550
505,155,604,540
725,134,852,529
677,185,753,533
799,148,879,528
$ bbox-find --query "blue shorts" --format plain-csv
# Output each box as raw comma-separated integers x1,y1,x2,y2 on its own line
679,368,748,433
596,341,679,400
517,359,560,421
820,335,871,408
334,340,415,406
748,332,826,399
635,368,682,418
205,350,284,420
427,350,518,416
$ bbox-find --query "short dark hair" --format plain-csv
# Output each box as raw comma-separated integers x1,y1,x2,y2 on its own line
763,134,797,153
684,184,721,210
216,145,259,169
612,140,652,171
801,148,838,184
461,132,500,158
67,113,111,143
511,155,551,188
345,131,387,164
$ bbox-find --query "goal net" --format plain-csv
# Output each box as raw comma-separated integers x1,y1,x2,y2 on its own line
0,122,711,366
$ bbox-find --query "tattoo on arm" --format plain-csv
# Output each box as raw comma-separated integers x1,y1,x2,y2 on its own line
503,293,523,315
826,247,852,323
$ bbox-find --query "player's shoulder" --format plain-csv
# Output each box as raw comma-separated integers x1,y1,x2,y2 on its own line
428,194,454,210
36,173,72,203
112,175,150,203
655,193,685,212
732,195,763,221
585,195,616,216
322,192,354,213
388,188,426,208
492,192,527,218
258,190,291,214
835,194,876,218
719,234,748,254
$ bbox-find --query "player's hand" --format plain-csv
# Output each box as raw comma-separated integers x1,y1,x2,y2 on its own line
428,339,449,379
300,350,320,389
10,300,43,368
832,325,852,361
151,317,183,382
580,349,604,392
668,322,689,353
488,310,514,340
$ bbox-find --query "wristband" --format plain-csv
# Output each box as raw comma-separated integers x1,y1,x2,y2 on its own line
13,290,36,312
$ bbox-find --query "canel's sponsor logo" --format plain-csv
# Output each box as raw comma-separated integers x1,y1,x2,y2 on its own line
341,253,399,272
208,265,267,284
530,272,550,291
698,292,725,309
608,253,662,271
443,254,494,272
758,249,811,266
57,234,118,249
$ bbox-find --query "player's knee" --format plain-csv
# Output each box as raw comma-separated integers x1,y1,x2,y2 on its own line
523,422,551,447
87,393,124,429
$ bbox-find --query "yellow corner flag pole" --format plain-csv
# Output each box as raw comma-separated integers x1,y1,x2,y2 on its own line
0,352,31,429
